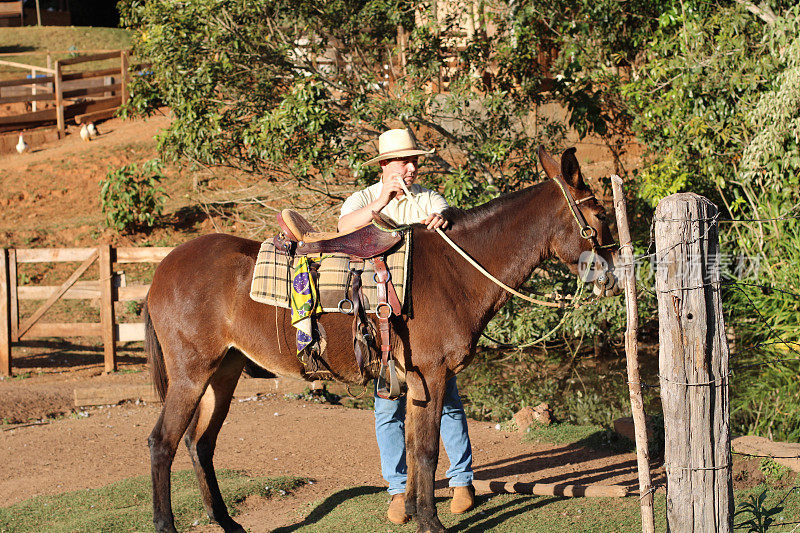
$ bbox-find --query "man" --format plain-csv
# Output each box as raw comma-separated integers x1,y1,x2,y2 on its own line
338,129,475,525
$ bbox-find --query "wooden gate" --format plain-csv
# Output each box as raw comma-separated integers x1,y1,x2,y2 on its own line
0,245,173,376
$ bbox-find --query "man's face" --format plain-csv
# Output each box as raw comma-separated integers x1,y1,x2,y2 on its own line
380,156,419,186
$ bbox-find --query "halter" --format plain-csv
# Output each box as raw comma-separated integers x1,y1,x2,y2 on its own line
550,172,616,253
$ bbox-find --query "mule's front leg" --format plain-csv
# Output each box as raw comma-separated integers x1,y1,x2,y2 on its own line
406,371,447,533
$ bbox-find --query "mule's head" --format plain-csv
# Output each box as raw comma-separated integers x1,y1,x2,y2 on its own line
538,146,621,297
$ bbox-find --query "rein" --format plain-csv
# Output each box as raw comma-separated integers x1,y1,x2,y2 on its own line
397,178,607,308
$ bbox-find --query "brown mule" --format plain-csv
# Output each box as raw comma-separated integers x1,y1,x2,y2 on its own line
145,147,620,533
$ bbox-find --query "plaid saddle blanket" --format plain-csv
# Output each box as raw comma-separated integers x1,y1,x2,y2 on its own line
249,232,411,313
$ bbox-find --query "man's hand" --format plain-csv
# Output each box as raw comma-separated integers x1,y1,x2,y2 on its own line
377,174,406,206
423,213,448,230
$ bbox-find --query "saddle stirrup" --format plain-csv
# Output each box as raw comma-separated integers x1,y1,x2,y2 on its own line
376,360,400,400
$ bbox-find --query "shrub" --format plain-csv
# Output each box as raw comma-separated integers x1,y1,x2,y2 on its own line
100,159,167,233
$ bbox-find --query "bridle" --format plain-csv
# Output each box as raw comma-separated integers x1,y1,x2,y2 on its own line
396,178,617,308
551,172,614,253
550,173,619,296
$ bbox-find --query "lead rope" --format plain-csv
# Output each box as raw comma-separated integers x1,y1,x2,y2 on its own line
483,250,597,349
397,180,574,308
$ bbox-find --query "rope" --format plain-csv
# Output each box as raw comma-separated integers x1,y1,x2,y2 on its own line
481,280,588,349
396,180,573,308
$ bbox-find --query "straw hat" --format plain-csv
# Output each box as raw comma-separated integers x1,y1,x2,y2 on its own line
364,129,434,165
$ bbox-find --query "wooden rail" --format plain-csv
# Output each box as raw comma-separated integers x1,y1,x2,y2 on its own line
0,50,130,135
0,246,174,376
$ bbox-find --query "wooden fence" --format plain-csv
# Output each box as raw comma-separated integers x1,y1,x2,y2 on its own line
0,246,174,376
0,50,130,135
654,193,733,531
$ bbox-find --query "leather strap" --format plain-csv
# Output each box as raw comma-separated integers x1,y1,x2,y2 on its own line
371,257,401,315
347,259,368,372
550,173,603,250
372,257,401,399
272,235,294,255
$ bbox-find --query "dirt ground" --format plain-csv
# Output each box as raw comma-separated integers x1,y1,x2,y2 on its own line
0,349,666,533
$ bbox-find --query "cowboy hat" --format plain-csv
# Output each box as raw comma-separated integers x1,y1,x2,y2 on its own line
364,129,435,165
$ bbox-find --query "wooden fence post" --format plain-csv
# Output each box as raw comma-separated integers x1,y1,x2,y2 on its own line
31,68,38,112
8,249,18,342
120,50,129,105
612,176,655,533
655,193,733,532
54,59,64,138
1,249,11,376
99,245,117,372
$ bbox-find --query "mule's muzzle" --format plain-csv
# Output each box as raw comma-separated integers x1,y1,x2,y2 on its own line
578,251,623,298
592,269,622,297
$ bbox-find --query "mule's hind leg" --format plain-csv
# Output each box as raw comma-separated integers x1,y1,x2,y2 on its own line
150,377,211,533
183,349,246,532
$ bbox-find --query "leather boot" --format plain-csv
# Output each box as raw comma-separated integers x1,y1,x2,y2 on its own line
450,485,475,514
387,493,410,524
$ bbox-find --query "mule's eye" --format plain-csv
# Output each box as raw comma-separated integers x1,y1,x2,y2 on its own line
596,212,607,222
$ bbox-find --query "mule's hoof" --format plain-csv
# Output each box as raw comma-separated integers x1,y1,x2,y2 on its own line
153,518,179,533
416,517,446,533
218,517,246,533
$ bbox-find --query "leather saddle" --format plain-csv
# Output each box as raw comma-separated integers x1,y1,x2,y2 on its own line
276,209,403,259
274,209,404,400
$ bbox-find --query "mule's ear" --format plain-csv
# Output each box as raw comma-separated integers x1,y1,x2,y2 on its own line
561,147,585,188
538,146,560,180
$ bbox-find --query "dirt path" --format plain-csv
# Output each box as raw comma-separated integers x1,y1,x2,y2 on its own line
0,362,661,532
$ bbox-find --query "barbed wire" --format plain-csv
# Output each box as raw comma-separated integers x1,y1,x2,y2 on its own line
725,281,800,358
728,280,800,300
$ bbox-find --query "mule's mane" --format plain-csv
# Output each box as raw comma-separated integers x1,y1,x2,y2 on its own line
441,180,551,233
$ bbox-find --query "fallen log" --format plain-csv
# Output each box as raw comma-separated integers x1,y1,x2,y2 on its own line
472,479,630,498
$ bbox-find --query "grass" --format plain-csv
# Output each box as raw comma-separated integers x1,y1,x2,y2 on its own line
522,421,640,454
269,483,800,532
272,486,669,532
734,485,800,532
0,470,306,533
0,27,132,78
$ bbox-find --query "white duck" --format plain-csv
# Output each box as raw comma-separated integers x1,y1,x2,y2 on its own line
16,133,28,154
80,123,91,141
87,122,98,139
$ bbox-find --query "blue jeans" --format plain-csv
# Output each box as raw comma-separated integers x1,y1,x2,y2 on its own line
374,376,473,495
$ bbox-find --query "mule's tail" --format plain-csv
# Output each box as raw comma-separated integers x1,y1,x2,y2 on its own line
144,295,168,402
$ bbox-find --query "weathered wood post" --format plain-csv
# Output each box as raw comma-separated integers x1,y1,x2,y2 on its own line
99,245,117,373
120,50,129,105
1,249,11,376
611,176,655,533
31,67,38,112
654,193,733,532
8,249,18,342
54,59,64,138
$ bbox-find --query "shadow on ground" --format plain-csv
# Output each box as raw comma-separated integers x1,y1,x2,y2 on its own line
271,486,385,532
268,484,659,532
10,340,146,370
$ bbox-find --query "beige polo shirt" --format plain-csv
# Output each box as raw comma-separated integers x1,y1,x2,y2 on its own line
340,181,449,225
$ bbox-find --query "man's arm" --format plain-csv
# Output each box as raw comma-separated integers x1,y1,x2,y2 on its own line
338,198,386,232
338,176,405,232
